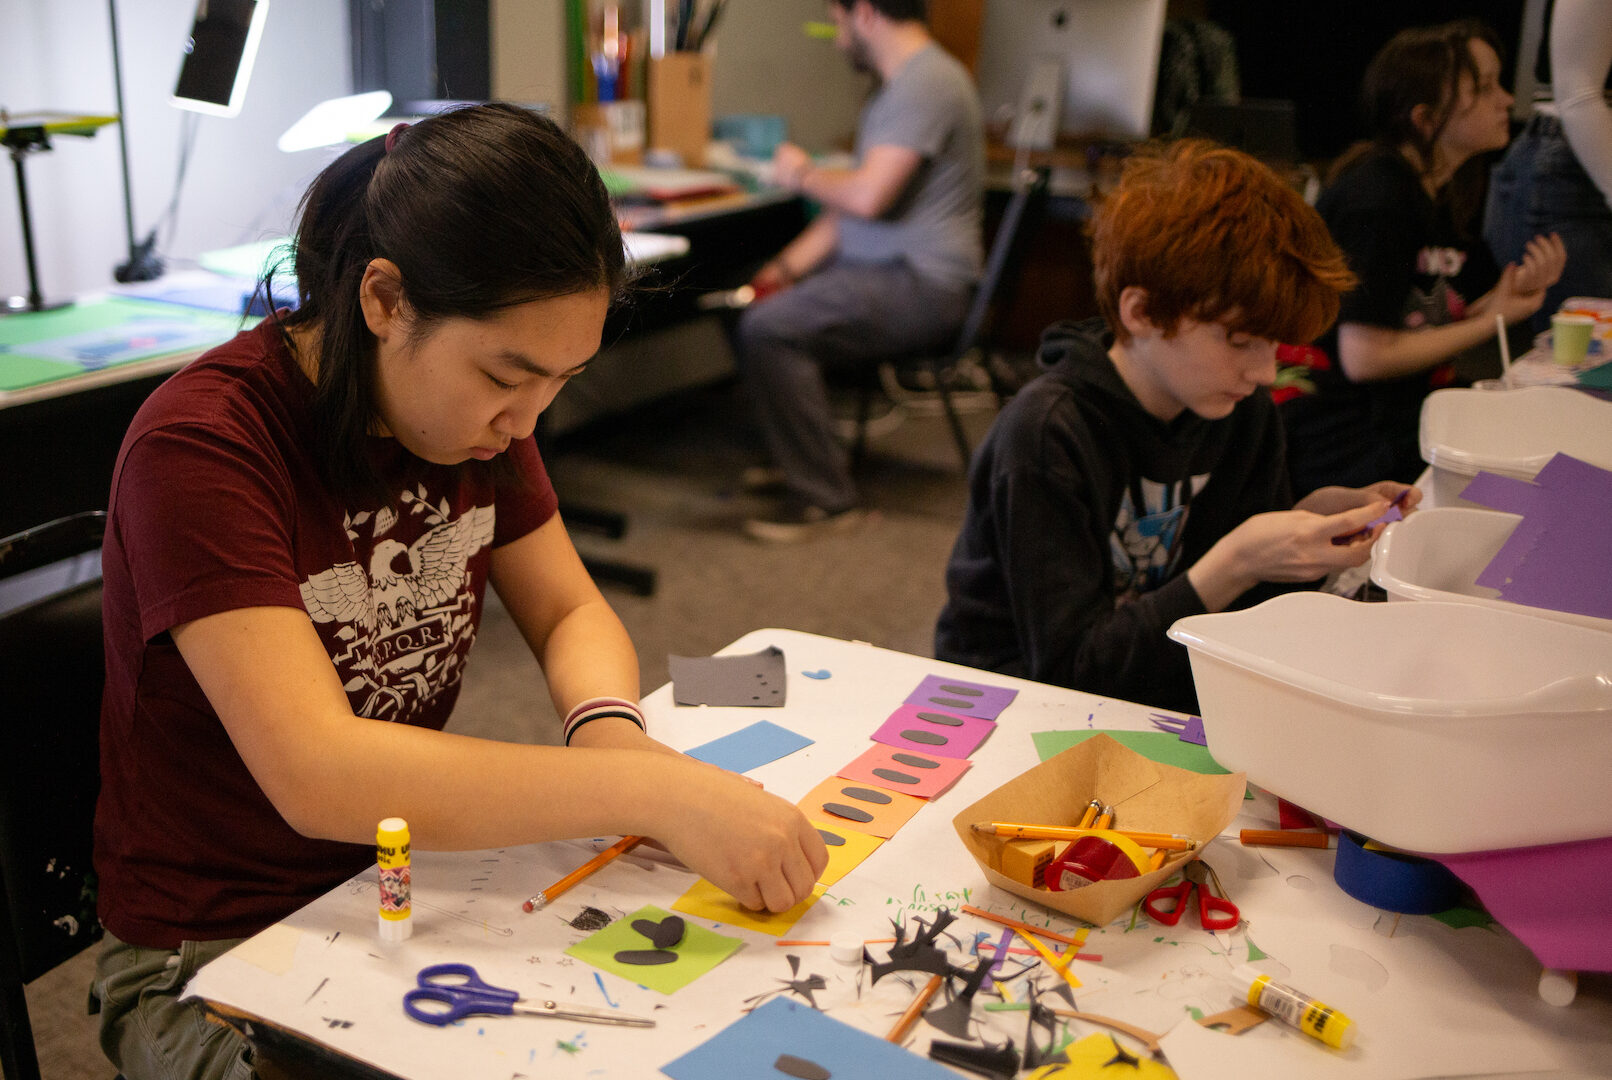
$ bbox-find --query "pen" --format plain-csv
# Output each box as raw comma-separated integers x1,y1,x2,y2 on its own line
522,835,644,912
1239,829,1332,849
886,973,944,1043
972,822,1197,850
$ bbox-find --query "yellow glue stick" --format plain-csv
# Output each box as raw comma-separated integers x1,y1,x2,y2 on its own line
1234,965,1355,1049
377,817,412,942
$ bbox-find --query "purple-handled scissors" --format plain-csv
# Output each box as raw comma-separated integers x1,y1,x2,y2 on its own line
402,963,654,1028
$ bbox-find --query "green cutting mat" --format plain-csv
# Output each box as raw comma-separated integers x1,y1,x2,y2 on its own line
0,297,249,392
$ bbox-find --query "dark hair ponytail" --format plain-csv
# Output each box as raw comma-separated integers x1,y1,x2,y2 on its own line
265,103,626,502
1330,20,1504,236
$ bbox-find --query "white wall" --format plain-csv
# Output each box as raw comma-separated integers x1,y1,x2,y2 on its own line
0,0,351,302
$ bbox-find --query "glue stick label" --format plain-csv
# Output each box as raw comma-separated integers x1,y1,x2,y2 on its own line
377,817,412,921
1246,974,1354,1049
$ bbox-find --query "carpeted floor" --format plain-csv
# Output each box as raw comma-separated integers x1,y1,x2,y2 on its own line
16,375,999,1079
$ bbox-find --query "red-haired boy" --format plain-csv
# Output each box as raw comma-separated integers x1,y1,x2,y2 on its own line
934,141,1419,713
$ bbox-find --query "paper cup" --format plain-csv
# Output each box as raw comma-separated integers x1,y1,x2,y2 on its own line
1551,312,1595,366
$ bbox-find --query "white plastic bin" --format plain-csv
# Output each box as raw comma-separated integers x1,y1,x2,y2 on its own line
1168,593,1612,853
1371,508,1612,634
1419,386,1612,507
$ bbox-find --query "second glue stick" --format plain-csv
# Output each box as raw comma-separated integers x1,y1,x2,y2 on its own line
377,817,413,942
1232,965,1355,1049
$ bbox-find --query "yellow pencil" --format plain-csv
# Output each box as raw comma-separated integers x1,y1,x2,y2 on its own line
522,835,644,912
887,973,945,1043
972,822,1197,850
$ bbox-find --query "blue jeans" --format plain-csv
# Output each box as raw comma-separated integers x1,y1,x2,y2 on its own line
1485,112,1612,333
735,258,971,512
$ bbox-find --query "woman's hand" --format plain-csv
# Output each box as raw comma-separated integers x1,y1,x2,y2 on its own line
1295,482,1421,518
653,762,828,912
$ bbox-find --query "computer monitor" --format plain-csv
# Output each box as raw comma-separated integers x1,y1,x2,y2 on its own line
172,0,271,118
976,0,1166,141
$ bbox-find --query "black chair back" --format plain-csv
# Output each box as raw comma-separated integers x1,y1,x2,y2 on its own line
0,510,107,1080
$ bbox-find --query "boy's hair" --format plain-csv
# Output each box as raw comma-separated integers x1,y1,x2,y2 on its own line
830,0,928,22
266,103,627,503
1092,139,1354,345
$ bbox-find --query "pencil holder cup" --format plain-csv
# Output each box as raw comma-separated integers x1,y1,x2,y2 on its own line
648,52,712,167
572,100,646,166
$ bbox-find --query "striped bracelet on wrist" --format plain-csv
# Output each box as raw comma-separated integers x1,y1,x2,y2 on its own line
563,696,646,744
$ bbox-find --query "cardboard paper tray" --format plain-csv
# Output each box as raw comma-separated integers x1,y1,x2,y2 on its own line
952,734,1246,926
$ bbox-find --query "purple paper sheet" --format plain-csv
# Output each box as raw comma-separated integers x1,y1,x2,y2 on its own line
904,674,1019,720
1460,454,1612,620
1435,836,1612,971
871,704,996,759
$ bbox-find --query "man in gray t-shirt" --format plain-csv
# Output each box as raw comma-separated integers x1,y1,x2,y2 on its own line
736,0,985,542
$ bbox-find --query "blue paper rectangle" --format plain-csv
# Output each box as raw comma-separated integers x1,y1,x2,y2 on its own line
684,720,812,773
661,997,955,1080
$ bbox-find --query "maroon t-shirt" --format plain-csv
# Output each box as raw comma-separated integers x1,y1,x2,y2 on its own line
95,319,558,947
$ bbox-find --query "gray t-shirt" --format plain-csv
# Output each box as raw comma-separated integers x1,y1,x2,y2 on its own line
837,43,985,290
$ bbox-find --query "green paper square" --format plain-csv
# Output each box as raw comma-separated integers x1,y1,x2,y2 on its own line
564,904,744,994
1032,728,1231,774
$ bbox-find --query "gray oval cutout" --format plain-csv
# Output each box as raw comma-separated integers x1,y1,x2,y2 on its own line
823,802,874,823
816,828,846,846
841,786,892,804
613,949,678,966
916,711,965,726
938,684,984,696
928,696,974,709
872,768,920,785
901,729,949,746
775,1054,831,1080
892,752,941,769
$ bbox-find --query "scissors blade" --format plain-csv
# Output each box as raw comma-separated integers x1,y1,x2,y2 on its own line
520,999,656,1027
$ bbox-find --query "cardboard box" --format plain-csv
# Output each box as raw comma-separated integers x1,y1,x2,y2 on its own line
648,52,711,167
952,734,1245,926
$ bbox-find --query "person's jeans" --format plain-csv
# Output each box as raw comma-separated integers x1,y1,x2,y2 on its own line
734,258,971,512
1485,112,1612,333
93,931,254,1080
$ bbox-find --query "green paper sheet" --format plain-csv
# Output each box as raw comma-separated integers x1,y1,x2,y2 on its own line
564,904,743,994
1032,729,1232,775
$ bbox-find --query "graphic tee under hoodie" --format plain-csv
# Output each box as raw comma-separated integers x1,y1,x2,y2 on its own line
934,318,1297,714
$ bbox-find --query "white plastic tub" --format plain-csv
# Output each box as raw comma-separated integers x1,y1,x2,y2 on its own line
1418,386,1612,507
1168,593,1612,853
1370,508,1612,634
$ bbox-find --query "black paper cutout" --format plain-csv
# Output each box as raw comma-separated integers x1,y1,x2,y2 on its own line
774,1054,831,1079
1103,1037,1142,1068
613,949,679,966
840,786,892,804
872,768,920,785
816,828,847,846
928,1039,1019,1080
915,711,966,726
822,802,874,823
938,684,985,697
892,753,941,769
632,915,686,950
901,729,948,745
928,696,974,709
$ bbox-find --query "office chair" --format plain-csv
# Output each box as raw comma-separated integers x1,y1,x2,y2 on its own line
850,165,1051,471
0,511,108,1080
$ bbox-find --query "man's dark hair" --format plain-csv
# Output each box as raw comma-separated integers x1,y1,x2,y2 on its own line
830,0,928,22
264,103,626,502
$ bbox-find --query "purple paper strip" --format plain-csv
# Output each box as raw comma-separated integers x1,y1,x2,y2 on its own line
871,704,996,759
904,675,1019,721
1435,836,1612,971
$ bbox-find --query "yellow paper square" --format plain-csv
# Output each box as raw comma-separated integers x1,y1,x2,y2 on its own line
810,818,884,886
672,879,827,936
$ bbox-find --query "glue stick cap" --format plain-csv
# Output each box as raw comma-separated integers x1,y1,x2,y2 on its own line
829,931,863,965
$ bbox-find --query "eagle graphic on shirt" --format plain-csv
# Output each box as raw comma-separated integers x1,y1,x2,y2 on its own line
299,502,496,721
1110,475,1209,601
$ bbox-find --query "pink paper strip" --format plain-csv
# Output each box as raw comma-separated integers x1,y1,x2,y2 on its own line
870,704,996,760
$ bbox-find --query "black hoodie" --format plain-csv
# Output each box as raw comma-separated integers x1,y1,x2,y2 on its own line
934,318,1296,713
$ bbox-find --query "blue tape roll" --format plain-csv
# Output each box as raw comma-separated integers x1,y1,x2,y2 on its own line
1333,831,1464,914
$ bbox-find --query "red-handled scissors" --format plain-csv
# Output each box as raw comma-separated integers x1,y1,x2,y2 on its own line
1143,860,1239,931
403,963,654,1028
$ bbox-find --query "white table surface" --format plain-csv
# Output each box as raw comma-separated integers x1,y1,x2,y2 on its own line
184,629,1612,1080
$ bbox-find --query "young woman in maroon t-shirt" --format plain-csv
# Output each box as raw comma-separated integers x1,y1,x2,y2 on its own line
93,103,826,1080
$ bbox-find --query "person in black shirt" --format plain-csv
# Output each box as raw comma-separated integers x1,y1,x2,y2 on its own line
1280,20,1566,495
935,141,1417,714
